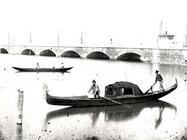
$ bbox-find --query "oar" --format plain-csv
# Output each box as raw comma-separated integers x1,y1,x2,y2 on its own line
101,96,131,108
144,82,156,94
89,92,131,108
88,92,121,105
101,96,122,105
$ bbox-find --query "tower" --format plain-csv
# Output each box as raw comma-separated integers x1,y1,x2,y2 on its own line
157,20,175,49
184,24,187,46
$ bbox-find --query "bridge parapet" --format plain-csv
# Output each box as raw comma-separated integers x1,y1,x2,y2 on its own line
1,45,187,64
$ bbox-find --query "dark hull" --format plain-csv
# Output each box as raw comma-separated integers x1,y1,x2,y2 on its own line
46,80,177,107
12,66,73,72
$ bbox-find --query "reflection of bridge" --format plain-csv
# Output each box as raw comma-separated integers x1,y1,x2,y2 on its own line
0,45,187,64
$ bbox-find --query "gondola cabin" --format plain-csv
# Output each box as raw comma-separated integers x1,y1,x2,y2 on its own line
105,81,143,98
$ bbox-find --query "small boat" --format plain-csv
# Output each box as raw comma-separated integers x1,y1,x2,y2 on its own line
12,66,73,72
45,79,177,107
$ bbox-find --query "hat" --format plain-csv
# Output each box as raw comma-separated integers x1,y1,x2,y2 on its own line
155,70,159,73
92,80,96,83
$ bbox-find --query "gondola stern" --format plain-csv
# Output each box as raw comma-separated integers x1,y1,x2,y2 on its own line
42,83,50,103
175,78,178,87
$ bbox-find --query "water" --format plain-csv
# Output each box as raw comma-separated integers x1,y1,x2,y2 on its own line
0,54,187,140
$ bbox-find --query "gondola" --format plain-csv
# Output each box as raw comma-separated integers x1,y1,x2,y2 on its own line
12,66,73,72
45,79,177,107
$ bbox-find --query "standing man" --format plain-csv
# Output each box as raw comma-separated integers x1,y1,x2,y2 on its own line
88,80,100,98
36,63,40,69
60,62,64,69
155,70,164,91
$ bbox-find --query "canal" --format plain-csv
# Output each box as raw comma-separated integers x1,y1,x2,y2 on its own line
0,54,187,140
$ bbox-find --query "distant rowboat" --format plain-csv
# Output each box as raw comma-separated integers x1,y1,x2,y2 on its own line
12,66,73,73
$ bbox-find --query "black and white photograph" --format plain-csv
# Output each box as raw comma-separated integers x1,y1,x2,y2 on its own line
0,0,187,139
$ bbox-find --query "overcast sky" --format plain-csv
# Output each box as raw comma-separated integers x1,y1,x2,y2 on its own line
0,0,187,47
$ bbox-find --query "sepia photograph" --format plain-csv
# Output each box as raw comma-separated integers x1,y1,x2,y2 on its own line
0,0,187,139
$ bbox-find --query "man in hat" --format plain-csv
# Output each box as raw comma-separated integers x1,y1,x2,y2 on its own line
154,70,164,91
36,62,40,69
60,62,64,69
88,80,100,98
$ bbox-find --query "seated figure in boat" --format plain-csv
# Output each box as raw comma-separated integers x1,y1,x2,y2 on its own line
52,62,64,69
88,80,100,98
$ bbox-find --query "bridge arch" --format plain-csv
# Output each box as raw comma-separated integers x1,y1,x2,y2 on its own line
0,48,8,54
21,49,35,55
86,51,110,60
117,52,142,62
39,49,56,57
61,50,81,58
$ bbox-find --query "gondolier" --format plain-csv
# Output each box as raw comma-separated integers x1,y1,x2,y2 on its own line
88,80,100,98
154,70,164,91
60,62,64,69
36,63,40,69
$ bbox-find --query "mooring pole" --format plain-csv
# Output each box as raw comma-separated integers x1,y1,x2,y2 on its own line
17,89,24,125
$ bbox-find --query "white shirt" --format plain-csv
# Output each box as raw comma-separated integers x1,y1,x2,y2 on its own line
88,84,100,95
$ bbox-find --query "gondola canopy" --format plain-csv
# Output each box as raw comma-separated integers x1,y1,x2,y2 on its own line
105,81,143,97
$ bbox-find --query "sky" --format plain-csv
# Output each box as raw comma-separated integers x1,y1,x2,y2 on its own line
0,0,187,47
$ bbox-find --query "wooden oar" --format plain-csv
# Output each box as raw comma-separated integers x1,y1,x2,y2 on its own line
89,92,131,108
101,96,122,105
89,92,121,105
101,96,131,108
144,82,156,94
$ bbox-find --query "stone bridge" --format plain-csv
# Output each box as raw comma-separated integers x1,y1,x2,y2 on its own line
0,45,187,64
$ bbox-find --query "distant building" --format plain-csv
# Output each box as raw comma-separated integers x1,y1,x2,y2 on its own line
183,24,187,48
159,31,174,40
185,34,187,45
157,31,177,49
157,20,179,49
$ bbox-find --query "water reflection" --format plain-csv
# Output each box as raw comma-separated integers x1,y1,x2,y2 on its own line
104,100,177,129
154,107,164,129
43,100,176,130
0,130,6,140
16,124,22,140
13,71,67,82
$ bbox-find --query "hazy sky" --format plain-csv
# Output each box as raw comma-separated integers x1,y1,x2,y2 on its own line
0,0,187,47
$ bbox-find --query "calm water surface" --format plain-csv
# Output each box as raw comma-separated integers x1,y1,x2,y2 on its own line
0,54,187,140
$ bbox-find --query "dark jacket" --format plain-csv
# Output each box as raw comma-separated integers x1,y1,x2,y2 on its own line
155,74,163,82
